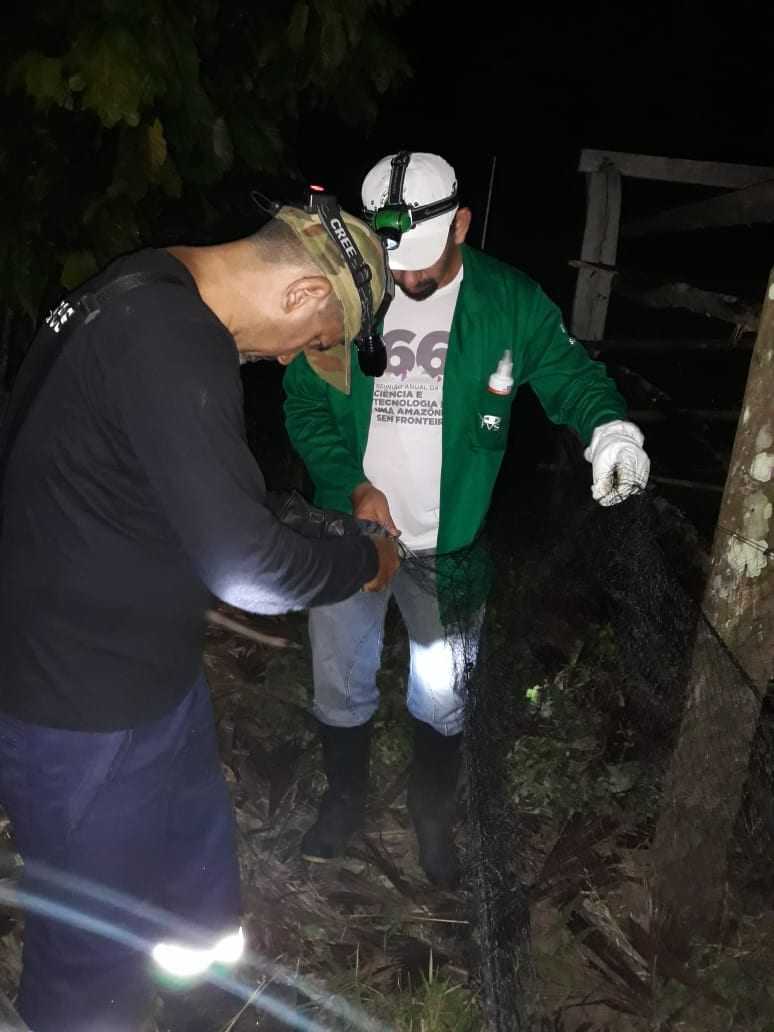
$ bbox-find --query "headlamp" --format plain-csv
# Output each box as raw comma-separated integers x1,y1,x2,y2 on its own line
371,207,414,251
365,151,458,253
252,187,394,379
307,189,392,377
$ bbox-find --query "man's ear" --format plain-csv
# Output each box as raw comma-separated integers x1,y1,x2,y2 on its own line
452,208,473,246
283,275,332,315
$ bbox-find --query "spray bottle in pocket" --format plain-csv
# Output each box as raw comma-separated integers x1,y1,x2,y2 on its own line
474,349,514,449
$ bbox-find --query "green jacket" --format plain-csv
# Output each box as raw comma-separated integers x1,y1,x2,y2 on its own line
283,245,626,554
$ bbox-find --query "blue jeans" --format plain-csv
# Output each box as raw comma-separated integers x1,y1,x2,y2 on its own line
0,673,241,1032
309,562,482,736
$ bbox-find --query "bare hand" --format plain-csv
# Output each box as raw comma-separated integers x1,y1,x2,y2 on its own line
351,482,400,537
362,535,400,592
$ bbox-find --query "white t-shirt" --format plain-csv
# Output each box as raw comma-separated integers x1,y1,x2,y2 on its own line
362,267,463,550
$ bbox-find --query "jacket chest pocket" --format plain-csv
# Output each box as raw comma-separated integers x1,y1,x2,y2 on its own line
471,385,513,451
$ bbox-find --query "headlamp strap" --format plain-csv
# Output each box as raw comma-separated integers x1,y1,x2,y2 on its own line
250,190,281,217
250,187,393,345
387,151,411,206
410,194,458,223
379,151,457,227
310,191,374,337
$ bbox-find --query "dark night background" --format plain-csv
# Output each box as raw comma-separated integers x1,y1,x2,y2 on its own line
0,8,772,1024
295,1,773,300
239,1,774,542
4,1,773,540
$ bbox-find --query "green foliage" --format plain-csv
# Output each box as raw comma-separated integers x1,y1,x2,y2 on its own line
388,972,482,1031
505,624,657,824
1,0,413,320
60,251,99,290
319,952,483,1031
671,923,774,1032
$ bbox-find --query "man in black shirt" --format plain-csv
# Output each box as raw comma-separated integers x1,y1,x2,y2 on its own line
0,201,398,1031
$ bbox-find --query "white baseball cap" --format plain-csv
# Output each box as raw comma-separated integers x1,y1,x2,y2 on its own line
361,152,459,271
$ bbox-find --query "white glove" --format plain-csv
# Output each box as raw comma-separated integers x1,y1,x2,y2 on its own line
584,420,650,506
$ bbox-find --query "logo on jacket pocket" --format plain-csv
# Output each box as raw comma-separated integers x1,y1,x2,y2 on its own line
480,414,502,431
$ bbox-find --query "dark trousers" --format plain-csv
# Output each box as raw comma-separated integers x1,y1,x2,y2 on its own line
0,673,241,1032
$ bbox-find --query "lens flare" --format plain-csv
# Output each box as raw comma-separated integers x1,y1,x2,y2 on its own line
152,925,245,977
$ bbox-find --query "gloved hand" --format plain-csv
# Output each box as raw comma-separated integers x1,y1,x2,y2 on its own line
584,419,650,506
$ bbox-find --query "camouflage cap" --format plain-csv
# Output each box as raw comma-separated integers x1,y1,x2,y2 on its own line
274,205,388,394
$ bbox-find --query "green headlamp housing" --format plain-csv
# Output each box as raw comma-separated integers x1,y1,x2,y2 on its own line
371,206,415,250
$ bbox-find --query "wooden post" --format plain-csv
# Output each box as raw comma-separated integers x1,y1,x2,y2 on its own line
651,268,774,954
571,163,621,341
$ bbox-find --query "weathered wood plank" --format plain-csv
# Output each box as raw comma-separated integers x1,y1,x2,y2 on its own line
622,176,774,237
570,165,621,341
614,279,759,333
569,260,760,332
579,149,774,189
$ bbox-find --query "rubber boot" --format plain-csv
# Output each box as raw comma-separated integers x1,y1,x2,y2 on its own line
407,719,463,889
301,721,371,861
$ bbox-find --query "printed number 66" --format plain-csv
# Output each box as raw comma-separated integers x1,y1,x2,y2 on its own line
383,330,448,377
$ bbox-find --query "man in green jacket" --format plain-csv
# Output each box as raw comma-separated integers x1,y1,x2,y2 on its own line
283,152,650,888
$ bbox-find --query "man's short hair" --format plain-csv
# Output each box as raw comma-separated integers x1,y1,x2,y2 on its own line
250,205,389,395
251,219,342,321
274,206,387,344
252,219,319,271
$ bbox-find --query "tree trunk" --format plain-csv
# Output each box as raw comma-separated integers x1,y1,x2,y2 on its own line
651,267,774,955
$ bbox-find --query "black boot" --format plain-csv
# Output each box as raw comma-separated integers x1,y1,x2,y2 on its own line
301,721,371,861
407,720,463,889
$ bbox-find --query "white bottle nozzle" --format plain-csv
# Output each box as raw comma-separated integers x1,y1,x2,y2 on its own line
487,349,513,395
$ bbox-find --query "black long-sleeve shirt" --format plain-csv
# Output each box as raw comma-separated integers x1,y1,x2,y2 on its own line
0,249,376,730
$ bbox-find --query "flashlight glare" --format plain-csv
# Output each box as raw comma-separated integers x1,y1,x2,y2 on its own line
213,926,246,964
152,926,245,978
